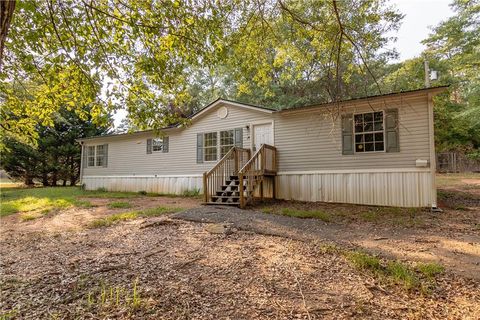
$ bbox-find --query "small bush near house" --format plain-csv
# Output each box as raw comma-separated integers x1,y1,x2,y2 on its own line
182,188,201,197
138,190,147,195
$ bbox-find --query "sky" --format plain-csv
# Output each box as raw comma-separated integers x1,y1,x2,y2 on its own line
389,0,455,61
113,0,456,127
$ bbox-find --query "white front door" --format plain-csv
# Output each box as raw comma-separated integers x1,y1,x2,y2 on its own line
252,122,273,151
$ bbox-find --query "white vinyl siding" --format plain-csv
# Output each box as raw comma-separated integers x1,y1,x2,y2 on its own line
82,95,431,176
83,103,272,176
274,95,430,171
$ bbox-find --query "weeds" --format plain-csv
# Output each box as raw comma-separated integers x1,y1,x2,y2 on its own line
107,201,132,209
85,279,143,312
417,262,444,278
89,206,184,228
281,208,332,222
345,250,445,293
346,252,382,271
182,188,201,197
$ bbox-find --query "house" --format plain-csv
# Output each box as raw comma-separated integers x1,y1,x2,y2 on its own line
77,86,448,208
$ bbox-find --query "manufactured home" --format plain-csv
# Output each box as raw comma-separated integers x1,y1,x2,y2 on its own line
78,86,447,208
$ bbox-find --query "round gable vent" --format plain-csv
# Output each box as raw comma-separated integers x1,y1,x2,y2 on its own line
217,106,228,119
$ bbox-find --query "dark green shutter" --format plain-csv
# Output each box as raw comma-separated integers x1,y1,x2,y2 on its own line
196,133,203,163
103,144,108,167
341,113,354,155
162,136,169,153
234,128,243,148
385,109,400,152
146,138,152,154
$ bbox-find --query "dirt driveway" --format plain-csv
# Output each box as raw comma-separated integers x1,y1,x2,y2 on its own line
1,178,479,319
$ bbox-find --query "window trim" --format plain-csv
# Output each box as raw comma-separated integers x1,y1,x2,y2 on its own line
86,144,107,167
353,110,386,154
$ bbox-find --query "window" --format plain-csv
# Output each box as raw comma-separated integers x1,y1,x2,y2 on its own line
220,130,234,158
96,145,106,166
152,138,163,152
354,111,384,152
204,132,217,161
86,144,107,167
87,146,95,167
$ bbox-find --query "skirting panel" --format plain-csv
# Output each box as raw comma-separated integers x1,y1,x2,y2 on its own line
275,170,433,207
82,176,203,194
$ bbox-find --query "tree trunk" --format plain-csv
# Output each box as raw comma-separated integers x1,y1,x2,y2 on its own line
62,179,67,186
24,173,34,186
0,0,16,71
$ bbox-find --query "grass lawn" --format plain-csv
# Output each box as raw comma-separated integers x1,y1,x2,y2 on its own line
0,187,142,217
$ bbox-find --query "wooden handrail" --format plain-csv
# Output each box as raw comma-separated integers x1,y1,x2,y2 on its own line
203,146,250,203
238,144,277,208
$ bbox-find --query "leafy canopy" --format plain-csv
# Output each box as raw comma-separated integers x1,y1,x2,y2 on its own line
1,0,402,143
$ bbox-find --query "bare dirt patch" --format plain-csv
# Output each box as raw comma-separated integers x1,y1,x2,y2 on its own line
1,217,479,319
0,195,201,234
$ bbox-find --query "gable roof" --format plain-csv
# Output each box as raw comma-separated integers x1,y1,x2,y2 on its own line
77,99,273,142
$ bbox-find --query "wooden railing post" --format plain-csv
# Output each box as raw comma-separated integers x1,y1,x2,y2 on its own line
239,173,244,208
234,148,239,173
203,172,208,203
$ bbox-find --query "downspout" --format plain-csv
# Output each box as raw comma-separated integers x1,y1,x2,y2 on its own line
427,93,438,209
79,141,84,186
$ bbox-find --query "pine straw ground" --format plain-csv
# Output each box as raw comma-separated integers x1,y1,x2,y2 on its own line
1,215,479,319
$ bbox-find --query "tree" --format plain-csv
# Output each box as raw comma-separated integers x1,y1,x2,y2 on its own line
1,106,111,186
2,0,403,143
380,0,479,153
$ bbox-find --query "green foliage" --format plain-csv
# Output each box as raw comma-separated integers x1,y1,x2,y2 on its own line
182,188,201,197
2,0,403,144
281,208,332,222
1,106,110,186
346,252,382,271
383,0,480,152
0,186,139,217
107,201,132,209
386,261,418,290
89,206,183,228
85,279,143,313
345,251,445,292
416,262,444,278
